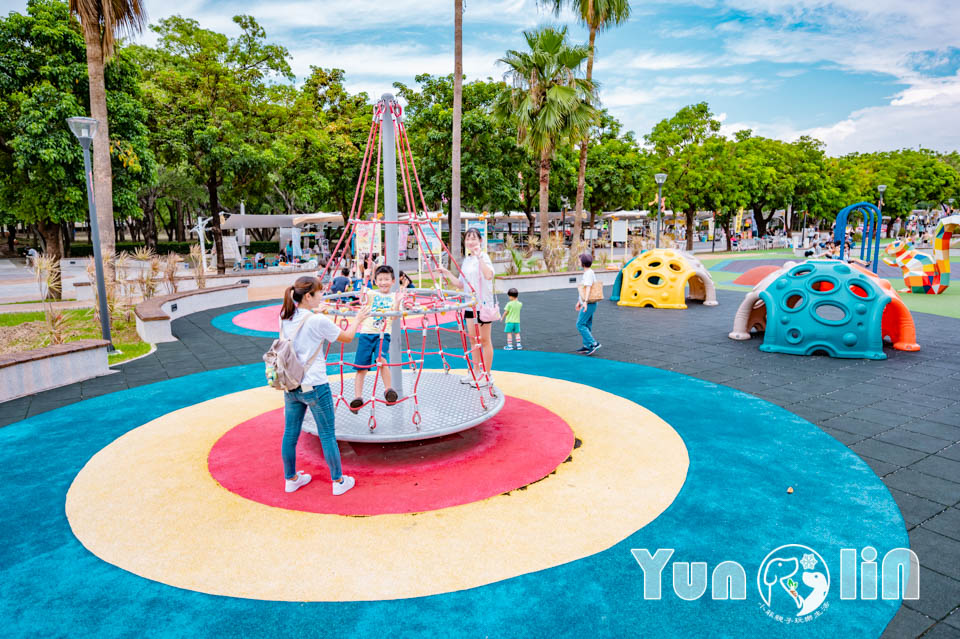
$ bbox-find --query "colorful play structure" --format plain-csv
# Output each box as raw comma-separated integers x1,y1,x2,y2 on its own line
729,201,921,359
610,248,718,309
834,201,883,272
881,214,959,294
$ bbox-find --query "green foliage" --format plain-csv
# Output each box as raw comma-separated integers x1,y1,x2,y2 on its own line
396,74,528,215
1,1,958,256
68,240,194,257
0,0,153,227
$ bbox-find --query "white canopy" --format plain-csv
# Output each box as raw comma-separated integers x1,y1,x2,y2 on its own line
293,212,344,227
220,214,294,229
602,210,647,220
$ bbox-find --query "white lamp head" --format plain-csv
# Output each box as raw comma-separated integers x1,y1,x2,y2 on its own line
878,184,887,193
66,117,98,146
654,173,667,185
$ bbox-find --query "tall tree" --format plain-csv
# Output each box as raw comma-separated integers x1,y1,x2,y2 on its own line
0,0,152,296
645,102,721,249
147,15,292,273
451,0,463,259
498,26,597,247
68,0,146,261
543,0,630,246
396,74,527,217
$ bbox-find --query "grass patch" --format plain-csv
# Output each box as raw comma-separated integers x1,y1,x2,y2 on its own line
4,298,77,305
109,341,152,364
0,307,147,362
0,311,44,326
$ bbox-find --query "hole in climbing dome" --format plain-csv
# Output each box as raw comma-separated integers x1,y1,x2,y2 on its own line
848,283,869,298
786,294,804,309
792,267,813,277
815,303,847,323
811,279,835,292
647,275,663,286
669,262,683,272
648,261,662,268
631,269,643,279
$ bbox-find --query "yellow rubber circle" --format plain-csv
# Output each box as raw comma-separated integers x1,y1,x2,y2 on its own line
66,371,689,601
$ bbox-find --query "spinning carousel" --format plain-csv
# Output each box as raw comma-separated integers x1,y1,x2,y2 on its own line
303,93,504,442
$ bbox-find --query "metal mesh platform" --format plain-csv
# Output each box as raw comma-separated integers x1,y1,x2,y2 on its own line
303,370,505,443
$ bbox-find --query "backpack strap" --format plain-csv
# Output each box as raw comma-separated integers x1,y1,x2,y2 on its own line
279,311,310,340
287,311,324,376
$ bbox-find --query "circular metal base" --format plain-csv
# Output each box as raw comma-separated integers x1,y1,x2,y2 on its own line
303,370,505,443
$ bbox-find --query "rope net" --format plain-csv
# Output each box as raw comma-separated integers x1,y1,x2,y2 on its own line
313,96,494,432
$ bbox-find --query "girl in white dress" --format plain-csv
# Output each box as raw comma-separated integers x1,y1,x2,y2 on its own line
439,229,495,384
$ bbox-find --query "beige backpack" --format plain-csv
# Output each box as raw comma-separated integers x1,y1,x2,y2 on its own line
263,317,324,391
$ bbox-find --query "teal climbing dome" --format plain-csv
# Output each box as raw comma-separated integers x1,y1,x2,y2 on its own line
758,261,891,360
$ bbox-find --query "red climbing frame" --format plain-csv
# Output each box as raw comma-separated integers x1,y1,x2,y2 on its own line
314,97,494,432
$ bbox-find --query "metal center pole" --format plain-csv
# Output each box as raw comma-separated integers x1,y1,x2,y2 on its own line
381,94,403,396
82,141,114,351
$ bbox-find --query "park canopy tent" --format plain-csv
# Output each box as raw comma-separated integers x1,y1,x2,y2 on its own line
293,213,344,227
220,214,295,229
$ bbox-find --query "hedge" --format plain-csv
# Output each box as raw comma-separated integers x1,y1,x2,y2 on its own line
68,240,286,258
69,241,193,257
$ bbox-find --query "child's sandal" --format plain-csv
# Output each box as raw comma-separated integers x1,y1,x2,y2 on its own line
349,398,364,414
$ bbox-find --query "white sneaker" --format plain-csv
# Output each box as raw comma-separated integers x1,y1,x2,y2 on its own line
460,374,491,387
284,471,312,493
332,475,355,496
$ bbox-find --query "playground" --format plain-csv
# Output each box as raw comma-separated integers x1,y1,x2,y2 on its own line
2,93,960,639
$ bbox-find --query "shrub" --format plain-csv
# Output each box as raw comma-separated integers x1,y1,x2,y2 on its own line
69,241,193,257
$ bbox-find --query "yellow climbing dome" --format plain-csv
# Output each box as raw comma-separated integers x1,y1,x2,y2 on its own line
614,248,718,309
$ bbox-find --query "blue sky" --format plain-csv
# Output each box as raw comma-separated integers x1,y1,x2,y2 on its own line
4,0,959,155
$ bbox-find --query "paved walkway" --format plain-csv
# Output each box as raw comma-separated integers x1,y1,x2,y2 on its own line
1,289,958,637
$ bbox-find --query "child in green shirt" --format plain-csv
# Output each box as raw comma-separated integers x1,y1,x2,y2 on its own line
502,288,522,350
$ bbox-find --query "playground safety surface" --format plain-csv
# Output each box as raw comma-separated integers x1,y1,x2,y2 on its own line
2,289,959,638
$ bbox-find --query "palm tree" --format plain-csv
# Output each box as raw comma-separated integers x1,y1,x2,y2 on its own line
498,27,597,249
451,0,463,260
69,0,146,261
542,0,630,245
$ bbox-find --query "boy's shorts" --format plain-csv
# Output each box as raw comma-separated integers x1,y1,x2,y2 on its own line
504,322,521,334
353,333,390,370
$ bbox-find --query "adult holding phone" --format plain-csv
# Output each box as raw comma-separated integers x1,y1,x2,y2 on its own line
279,276,369,496
438,228,496,386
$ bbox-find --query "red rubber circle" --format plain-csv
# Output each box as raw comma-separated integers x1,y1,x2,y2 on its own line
208,396,575,515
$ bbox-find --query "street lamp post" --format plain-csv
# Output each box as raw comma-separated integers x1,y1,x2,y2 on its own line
876,184,887,274
67,116,113,351
654,173,667,248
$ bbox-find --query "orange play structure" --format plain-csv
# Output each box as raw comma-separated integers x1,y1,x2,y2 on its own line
849,263,920,352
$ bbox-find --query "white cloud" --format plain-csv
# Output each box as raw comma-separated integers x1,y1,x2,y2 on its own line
286,42,503,84
596,50,710,72
800,72,960,154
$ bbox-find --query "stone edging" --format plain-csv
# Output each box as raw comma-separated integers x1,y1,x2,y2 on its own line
135,283,250,322
0,339,110,370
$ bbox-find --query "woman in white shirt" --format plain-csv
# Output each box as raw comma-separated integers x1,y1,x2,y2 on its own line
438,228,495,384
279,276,368,496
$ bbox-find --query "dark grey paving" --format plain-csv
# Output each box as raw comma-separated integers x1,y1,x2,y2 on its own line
910,528,960,581
880,607,936,639
904,568,960,622
912,457,960,484
924,509,960,543
2,287,960,636
886,469,960,507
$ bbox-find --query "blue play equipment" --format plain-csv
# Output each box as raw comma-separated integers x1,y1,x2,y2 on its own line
758,260,891,359
833,201,882,273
